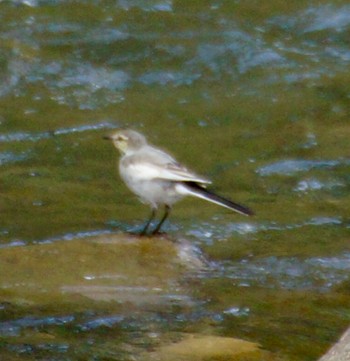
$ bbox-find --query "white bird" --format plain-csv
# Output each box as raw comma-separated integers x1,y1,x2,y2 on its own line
104,129,253,235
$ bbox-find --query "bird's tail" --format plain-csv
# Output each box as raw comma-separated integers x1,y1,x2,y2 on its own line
177,182,254,216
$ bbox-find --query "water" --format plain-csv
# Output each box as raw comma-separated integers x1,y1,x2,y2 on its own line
1,0,350,360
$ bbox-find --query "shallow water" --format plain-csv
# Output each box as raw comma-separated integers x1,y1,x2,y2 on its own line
1,0,350,360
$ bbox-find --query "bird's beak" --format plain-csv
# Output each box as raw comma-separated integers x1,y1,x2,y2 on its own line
103,135,112,140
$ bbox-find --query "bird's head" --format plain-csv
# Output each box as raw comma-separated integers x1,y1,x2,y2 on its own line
103,129,147,155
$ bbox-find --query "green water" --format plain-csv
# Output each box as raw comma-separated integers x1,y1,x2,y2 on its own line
1,1,350,360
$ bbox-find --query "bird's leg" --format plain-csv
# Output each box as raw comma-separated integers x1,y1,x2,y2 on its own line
152,205,171,235
140,208,156,236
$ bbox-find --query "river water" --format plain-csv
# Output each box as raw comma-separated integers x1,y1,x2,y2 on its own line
1,1,350,360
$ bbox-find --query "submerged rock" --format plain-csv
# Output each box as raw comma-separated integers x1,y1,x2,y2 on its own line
144,333,266,361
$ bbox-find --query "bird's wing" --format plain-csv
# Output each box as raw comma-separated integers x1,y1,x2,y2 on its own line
123,147,211,184
126,161,211,184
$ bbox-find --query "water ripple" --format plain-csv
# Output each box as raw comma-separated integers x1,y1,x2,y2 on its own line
117,0,173,12
139,71,200,86
55,65,129,91
303,5,350,33
187,216,344,243
0,315,74,337
78,315,124,331
294,178,344,192
257,159,349,176
0,151,30,165
209,253,350,291
0,122,118,143
269,4,350,34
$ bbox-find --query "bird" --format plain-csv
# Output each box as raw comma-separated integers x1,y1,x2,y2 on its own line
104,129,253,235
